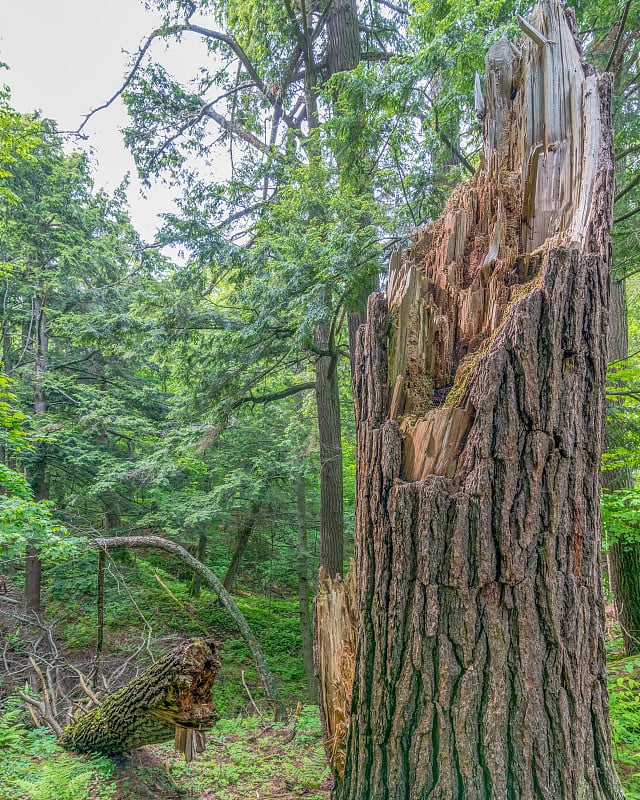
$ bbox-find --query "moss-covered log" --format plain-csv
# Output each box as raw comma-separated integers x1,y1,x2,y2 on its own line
59,638,219,756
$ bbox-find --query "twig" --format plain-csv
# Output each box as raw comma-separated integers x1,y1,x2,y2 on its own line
242,669,265,722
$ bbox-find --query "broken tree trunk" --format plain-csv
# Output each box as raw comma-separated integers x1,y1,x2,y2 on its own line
315,567,356,780
337,1,623,798
59,638,219,756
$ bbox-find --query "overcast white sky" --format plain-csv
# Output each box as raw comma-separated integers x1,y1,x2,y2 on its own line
0,0,212,242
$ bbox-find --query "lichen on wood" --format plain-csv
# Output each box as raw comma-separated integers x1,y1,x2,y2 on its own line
59,638,220,758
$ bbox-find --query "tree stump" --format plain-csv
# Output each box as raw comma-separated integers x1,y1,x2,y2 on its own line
337,1,624,797
59,638,219,757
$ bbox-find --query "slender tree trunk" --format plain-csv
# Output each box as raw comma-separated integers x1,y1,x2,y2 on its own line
190,526,208,598
223,510,258,592
92,549,105,689
604,278,640,653
315,329,344,578
26,293,48,613
299,12,347,581
296,469,317,701
339,2,623,798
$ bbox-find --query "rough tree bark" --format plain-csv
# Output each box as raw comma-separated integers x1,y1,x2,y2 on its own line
59,638,219,757
604,278,640,654
337,2,623,798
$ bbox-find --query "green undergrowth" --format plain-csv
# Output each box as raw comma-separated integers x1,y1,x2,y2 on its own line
0,703,328,800
3,557,639,798
1,670,640,799
0,702,115,800
607,640,640,799
157,705,329,799
43,551,307,714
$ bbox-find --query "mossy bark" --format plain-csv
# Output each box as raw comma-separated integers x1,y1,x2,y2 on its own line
59,638,219,755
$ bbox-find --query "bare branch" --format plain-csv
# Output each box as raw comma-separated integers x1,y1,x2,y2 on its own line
361,51,394,62
376,0,410,15
203,107,272,153
614,204,640,225
76,25,183,134
615,170,640,203
235,381,316,408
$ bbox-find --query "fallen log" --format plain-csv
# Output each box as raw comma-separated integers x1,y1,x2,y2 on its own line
59,638,219,757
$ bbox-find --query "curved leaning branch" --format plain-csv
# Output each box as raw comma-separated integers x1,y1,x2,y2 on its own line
91,535,285,719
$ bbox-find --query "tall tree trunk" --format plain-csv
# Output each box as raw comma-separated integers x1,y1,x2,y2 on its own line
604,278,640,653
190,526,208,598
326,0,361,76
26,293,48,613
223,510,258,592
296,469,317,701
339,2,623,798
315,330,344,578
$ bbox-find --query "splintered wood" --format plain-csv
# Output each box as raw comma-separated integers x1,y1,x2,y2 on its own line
315,567,356,778
386,2,603,482
336,0,624,797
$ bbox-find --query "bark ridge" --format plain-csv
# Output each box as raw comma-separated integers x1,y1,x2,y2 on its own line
339,1,623,798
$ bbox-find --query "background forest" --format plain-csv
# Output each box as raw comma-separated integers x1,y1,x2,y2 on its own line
1,0,640,798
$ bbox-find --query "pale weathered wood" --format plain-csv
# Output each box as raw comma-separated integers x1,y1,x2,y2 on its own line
315,567,356,778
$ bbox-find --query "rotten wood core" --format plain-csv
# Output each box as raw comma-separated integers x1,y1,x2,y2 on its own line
59,638,219,759
325,1,624,798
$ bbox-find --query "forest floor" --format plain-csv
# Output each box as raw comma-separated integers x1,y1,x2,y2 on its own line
1,552,639,799
0,704,330,800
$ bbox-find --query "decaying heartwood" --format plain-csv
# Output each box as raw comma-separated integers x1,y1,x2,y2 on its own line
320,0,624,797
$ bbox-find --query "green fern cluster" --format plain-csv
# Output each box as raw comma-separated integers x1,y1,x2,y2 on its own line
0,703,114,800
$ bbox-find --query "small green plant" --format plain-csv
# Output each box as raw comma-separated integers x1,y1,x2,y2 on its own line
0,703,114,800
609,657,640,799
